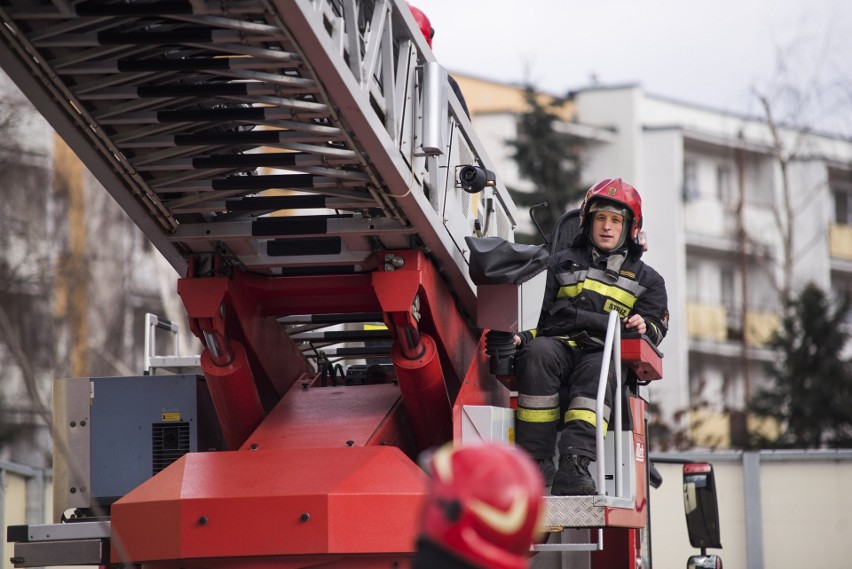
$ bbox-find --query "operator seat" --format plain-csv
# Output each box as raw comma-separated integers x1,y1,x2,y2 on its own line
548,208,582,255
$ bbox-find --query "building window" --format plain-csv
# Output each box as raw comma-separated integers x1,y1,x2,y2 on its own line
834,188,852,225
720,268,735,304
686,263,700,302
716,165,733,206
832,281,852,326
683,160,699,201
720,268,740,340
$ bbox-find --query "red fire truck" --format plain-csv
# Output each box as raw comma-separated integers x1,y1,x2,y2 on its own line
0,1,722,567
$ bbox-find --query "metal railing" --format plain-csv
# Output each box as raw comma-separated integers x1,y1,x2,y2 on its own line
595,309,624,498
143,313,200,375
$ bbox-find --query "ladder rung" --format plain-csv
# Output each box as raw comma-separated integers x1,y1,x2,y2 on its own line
280,313,384,325
291,330,391,342
303,346,392,359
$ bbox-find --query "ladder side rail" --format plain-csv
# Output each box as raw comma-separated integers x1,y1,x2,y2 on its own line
278,0,474,288
379,5,399,140
449,90,519,231
392,38,416,149
395,0,517,242
595,309,624,497
390,0,518,239
279,0,517,314
379,0,517,231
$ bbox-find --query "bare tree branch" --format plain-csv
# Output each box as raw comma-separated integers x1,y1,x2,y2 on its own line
0,303,51,425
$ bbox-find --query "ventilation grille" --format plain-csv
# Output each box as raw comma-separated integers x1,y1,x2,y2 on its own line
152,422,190,475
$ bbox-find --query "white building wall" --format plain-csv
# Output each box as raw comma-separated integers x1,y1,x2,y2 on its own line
581,139,620,187
651,451,852,569
574,86,645,187
642,129,690,423
643,96,750,143
759,459,852,569
789,160,832,291
681,151,731,238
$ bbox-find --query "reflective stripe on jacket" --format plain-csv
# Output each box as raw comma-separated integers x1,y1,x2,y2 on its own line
534,243,668,347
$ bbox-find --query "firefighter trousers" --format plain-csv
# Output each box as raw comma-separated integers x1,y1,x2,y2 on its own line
515,336,615,460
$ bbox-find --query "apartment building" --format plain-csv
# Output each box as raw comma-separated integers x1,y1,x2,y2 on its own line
455,75,852,447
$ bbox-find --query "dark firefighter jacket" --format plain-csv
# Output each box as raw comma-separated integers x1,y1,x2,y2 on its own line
519,234,668,348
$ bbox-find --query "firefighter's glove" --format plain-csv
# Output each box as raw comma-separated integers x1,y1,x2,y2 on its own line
538,301,579,337
573,309,610,333
539,299,610,337
516,330,535,346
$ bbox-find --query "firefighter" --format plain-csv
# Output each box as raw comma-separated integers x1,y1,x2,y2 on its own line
413,443,545,569
513,178,668,495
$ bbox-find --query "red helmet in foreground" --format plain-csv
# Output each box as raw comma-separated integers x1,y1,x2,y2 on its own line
418,443,545,569
579,178,644,246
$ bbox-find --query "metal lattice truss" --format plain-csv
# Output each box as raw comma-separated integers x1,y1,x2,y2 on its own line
0,0,517,315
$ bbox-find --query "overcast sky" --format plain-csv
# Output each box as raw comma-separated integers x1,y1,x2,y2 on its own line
411,0,852,130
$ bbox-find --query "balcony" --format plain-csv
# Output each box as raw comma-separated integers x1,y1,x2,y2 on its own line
686,303,726,342
686,302,779,360
743,311,778,345
830,224,852,273
689,409,782,449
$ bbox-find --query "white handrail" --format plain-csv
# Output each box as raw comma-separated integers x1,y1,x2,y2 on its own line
144,313,180,374
532,528,604,552
594,310,623,497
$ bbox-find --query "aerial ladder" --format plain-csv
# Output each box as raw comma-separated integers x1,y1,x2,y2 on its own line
0,1,663,567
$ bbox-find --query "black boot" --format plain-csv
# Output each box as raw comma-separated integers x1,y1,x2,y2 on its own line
551,454,596,496
534,456,556,487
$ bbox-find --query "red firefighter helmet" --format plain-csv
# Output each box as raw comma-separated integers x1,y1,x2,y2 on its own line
408,3,434,47
418,443,545,569
579,177,643,246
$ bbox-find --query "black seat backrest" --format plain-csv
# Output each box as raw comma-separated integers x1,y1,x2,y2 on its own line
549,209,582,255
